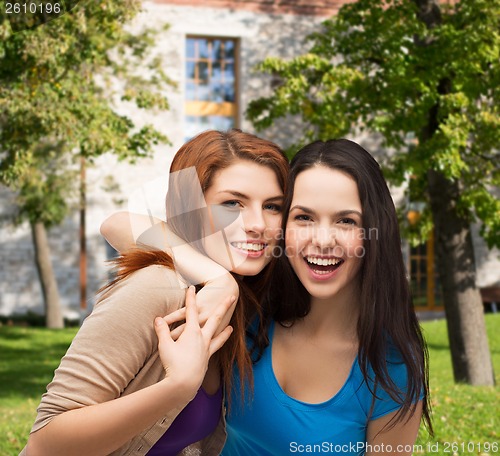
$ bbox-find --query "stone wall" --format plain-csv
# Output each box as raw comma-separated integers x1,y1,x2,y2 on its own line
0,2,326,318
0,1,497,318
154,0,351,16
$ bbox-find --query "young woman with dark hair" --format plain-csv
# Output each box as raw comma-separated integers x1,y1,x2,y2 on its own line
22,129,289,456
223,139,432,455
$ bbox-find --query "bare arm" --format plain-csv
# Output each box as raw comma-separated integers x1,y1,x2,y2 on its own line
100,212,239,334
365,401,423,455
100,211,162,253
26,287,234,456
101,211,238,290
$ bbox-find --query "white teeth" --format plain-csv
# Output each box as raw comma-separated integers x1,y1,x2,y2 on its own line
306,256,341,266
233,242,265,251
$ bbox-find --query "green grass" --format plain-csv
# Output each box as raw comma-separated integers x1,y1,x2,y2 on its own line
1,315,499,455
0,326,78,454
415,313,500,455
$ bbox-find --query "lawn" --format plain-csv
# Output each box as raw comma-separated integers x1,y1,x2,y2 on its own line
415,313,500,455
0,326,79,454
1,314,499,455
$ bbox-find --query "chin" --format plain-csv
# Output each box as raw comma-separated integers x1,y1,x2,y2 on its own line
303,286,336,300
232,262,267,277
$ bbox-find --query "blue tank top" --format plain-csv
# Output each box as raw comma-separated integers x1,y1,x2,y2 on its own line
223,320,413,455
147,385,222,456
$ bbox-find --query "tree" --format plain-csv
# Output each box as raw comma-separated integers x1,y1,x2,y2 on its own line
0,1,173,327
247,0,499,385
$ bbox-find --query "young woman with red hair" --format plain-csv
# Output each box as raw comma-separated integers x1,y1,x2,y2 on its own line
22,129,289,456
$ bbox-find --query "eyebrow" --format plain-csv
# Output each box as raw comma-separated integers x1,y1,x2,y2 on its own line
216,190,284,202
290,205,362,218
216,190,248,199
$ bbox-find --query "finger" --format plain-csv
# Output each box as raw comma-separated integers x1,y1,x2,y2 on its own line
163,307,187,325
184,286,199,328
154,317,173,347
168,322,186,340
202,295,237,338
208,326,233,357
227,297,237,317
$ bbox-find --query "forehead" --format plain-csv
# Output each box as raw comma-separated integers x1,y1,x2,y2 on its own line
291,165,361,211
208,159,282,194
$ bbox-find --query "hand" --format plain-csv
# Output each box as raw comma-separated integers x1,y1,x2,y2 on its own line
164,282,238,340
154,286,235,396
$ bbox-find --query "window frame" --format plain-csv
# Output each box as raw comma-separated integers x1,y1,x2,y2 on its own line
184,35,240,135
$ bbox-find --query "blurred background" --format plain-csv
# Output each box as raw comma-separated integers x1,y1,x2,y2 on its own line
1,0,498,454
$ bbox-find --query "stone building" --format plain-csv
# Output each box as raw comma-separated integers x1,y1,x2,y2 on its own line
0,0,498,320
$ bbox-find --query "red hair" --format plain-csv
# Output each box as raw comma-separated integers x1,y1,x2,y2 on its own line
101,129,288,400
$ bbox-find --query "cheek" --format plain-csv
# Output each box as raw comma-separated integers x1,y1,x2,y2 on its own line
338,231,364,256
352,241,366,260
285,227,301,256
221,214,245,234
344,239,366,273
264,214,283,240
207,205,244,234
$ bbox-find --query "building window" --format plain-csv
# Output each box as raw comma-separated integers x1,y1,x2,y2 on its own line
409,230,443,310
185,36,238,139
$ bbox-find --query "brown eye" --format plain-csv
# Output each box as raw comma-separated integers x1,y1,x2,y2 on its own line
264,203,281,212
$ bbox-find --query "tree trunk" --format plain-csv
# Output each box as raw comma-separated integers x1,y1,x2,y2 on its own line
80,155,87,313
414,0,494,386
427,170,494,385
30,221,64,329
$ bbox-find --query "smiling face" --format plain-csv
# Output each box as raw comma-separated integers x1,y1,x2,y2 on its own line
285,165,364,302
202,159,283,276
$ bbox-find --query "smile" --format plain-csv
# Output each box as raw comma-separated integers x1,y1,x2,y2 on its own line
231,242,267,252
304,255,343,276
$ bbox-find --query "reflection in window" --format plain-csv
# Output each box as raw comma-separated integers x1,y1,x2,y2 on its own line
185,37,238,138
186,37,236,102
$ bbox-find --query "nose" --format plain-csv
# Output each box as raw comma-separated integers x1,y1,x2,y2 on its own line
312,224,335,248
243,207,266,235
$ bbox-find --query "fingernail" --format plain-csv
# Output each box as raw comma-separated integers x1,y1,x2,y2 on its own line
155,317,165,326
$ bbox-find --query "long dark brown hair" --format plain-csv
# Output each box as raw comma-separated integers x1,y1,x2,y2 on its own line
260,139,432,433
101,129,288,399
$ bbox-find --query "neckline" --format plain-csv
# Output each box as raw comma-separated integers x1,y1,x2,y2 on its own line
266,320,358,409
200,384,223,399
